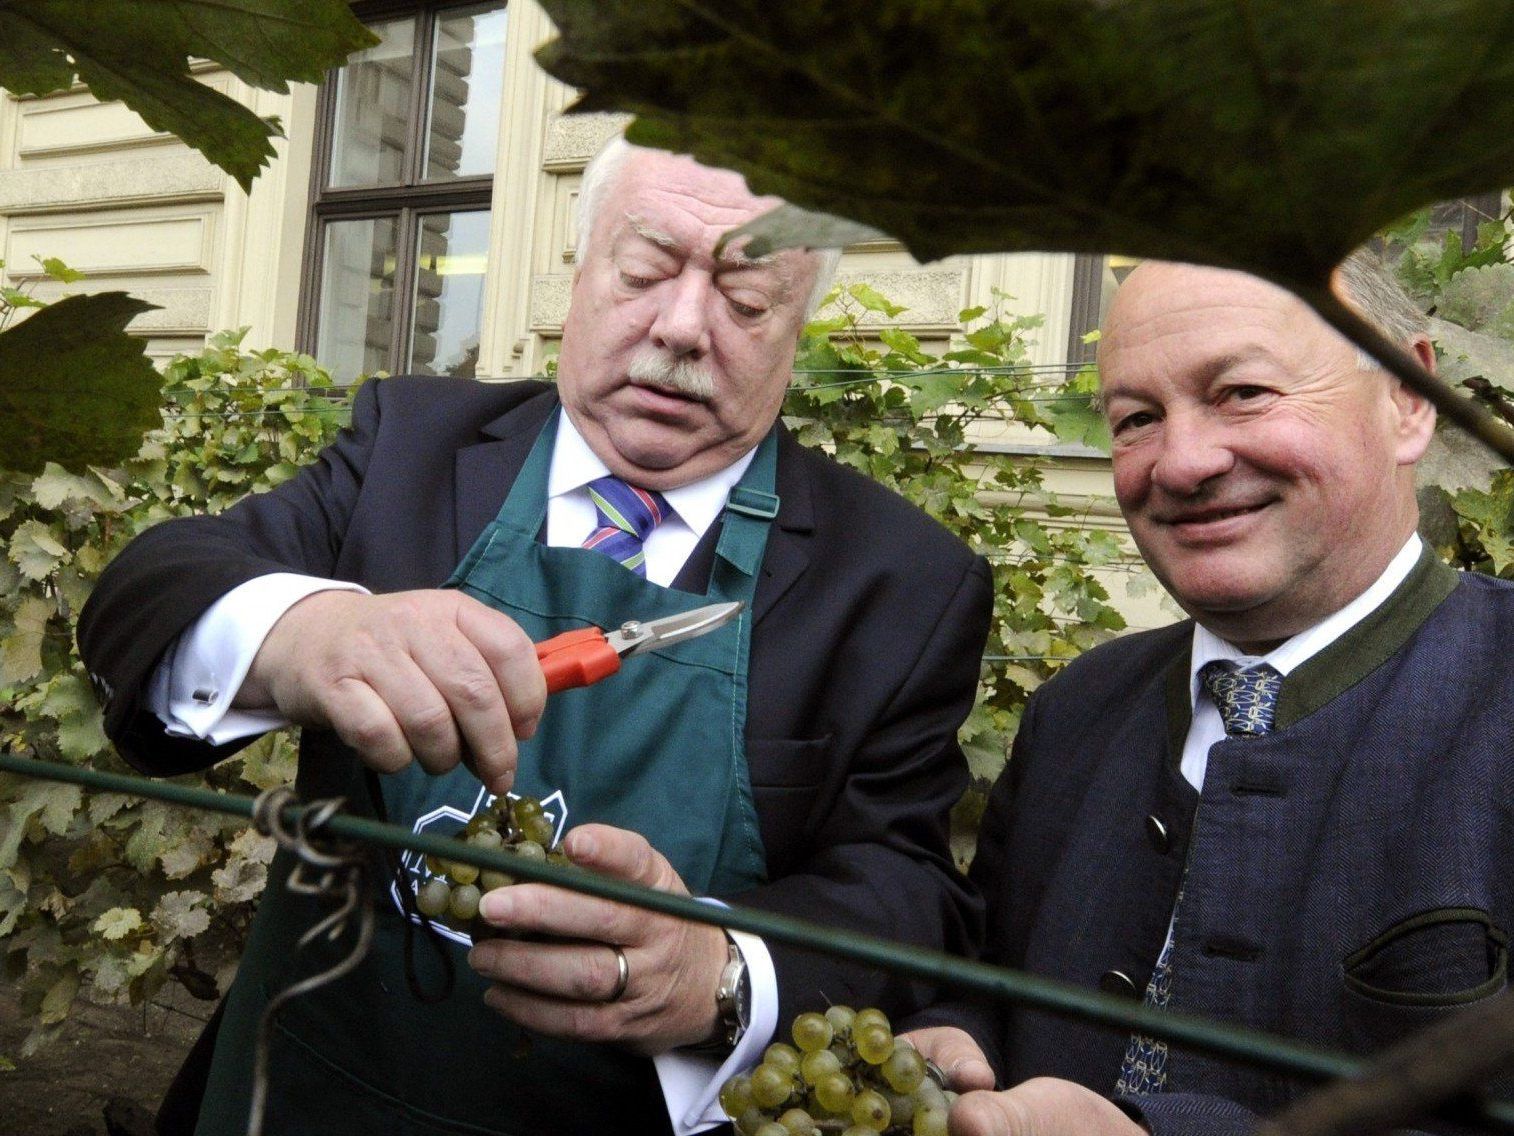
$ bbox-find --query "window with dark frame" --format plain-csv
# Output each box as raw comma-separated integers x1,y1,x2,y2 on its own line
299,0,508,380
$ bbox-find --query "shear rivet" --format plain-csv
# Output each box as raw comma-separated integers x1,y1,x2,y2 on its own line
619,620,642,636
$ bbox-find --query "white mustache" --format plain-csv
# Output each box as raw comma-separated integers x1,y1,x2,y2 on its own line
627,348,714,401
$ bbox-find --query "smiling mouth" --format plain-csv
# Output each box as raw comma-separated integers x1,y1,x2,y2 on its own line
1162,500,1271,528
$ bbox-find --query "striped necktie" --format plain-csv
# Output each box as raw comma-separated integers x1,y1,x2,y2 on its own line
581,476,671,577
1115,660,1282,1095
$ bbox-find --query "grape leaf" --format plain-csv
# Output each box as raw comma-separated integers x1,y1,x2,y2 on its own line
31,463,122,512
152,890,211,941
0,875,26,939
158,827,214,880
0,293,162,475
0,781,83,873
87,793,132,826
8,519,69,581
534,0,1514,457
37,782,82,835
1,593,50,684
39,971,79,1025
40,673,110,761
211,855,268,906
536,0,1514,284
93,907,144,941
124,802,172,873
0,1,377,191
92,953,132,998
35,257,84,285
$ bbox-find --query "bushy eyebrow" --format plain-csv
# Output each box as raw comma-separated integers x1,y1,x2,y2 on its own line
624,214,777,271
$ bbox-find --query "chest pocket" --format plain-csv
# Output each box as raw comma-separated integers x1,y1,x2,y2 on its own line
746,735,831,878
1340,907,1508,1062
1344,907,1508,1006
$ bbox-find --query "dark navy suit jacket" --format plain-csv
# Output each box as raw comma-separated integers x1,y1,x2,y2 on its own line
915,549,1514,1134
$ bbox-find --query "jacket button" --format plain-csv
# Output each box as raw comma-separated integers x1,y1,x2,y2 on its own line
1099,969,1140,999
1145,815,1171,853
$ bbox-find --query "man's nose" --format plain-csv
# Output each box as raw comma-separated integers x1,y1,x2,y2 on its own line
1148,412,1236,496
649,271,714,359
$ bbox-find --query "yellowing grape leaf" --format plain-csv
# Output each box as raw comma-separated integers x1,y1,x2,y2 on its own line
2,593,50,684
152,890,211,941
535,0,1514,457
0,1,377,191
158,828,214,880
93,906,144,941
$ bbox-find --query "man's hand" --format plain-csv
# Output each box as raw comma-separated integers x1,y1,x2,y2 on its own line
467,823,728,1055
901,1026,996,1093
949,1077,1145,1136
237,589,546,794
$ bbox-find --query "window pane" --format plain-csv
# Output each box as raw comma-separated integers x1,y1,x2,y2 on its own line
409,210,491,377
316,217,399,379
423,4,509,181
329,17,416,188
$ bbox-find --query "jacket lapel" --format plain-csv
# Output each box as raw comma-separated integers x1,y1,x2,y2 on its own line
748,428,813,628
453,389,558,561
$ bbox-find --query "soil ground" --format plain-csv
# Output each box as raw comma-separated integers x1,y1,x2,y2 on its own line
0,985,204,1136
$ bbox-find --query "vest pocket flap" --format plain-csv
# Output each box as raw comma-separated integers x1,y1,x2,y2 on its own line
746,735,832,787
1343,907,1508,1006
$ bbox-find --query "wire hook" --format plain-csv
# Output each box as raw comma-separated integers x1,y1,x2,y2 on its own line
245,786,375,1136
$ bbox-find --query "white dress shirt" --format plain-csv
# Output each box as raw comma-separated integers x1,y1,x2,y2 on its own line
1180,533,1425,791
147,410,772,1134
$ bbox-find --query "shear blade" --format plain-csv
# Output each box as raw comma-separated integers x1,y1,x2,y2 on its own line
615,600,743,656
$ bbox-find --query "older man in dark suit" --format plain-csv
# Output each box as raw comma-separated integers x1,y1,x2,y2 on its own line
908,252,1514,1135
78,138,990,1136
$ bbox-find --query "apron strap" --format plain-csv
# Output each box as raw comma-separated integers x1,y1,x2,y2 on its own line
715,428,780,579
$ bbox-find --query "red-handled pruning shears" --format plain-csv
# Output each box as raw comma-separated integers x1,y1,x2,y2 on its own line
534,601,744,694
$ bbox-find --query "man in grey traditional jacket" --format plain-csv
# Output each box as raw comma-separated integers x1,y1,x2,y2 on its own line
908,251,1514,1136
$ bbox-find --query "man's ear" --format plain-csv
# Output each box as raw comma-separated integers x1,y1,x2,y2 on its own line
1391,333,1437,465
1410,333,1436,375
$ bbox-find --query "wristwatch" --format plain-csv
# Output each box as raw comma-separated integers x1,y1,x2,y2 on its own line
711,933,751,1050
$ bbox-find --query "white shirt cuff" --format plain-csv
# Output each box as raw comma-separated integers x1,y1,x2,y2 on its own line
653,904,778,1135
148,573,367,745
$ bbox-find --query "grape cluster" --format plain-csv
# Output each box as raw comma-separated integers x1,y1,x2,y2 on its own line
411,794,565,935
720,1005,955,1136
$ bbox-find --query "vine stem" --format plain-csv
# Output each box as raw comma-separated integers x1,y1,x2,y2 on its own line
4,751,1514,1132
1295,281,1514,466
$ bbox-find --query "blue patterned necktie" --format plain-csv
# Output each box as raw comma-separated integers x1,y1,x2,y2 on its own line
1197,660,1282,737
581,476,671,577
1115,660,1282,1095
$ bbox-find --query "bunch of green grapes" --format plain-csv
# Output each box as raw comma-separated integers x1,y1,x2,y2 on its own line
719,1005,955,1136
411,794,566,934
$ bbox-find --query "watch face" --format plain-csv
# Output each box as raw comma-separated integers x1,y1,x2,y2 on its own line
735,965,751,1026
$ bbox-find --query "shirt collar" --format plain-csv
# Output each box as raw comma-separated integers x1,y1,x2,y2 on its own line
1188,533,1423,706
548,409,759,539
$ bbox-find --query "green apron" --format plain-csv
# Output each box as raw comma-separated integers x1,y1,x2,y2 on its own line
196,409,772,1136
